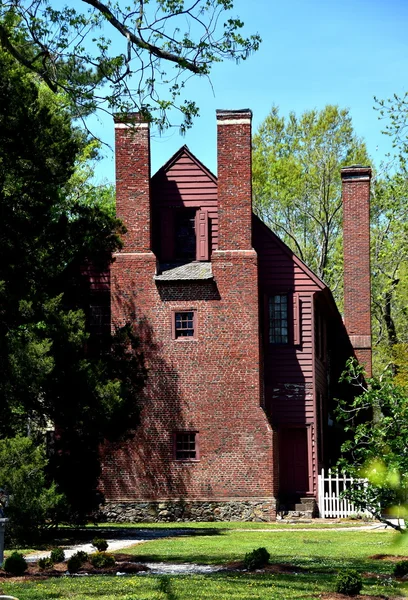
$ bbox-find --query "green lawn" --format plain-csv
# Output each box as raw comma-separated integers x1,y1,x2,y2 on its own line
93,519,374,529
2,526,408,599
116,528,408,571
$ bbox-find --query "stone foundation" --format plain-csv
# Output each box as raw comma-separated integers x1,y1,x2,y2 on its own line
99,499,277,523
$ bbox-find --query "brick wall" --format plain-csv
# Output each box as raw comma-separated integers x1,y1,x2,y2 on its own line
216,109,253,250
102,111,276,520
114,114,151,252
341,166,372,377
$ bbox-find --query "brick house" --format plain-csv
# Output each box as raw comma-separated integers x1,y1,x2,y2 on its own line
98,109,372,521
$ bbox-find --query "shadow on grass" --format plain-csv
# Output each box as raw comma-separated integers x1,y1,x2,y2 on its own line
38,525,222,548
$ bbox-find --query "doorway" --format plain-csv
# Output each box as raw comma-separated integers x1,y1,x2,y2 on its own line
279,427,310,497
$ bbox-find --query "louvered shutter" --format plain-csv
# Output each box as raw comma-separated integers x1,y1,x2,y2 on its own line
196,209,209,261
293,293,301,345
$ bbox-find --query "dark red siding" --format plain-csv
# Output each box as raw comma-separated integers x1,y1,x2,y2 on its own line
254,216,324,496
151,147,218,256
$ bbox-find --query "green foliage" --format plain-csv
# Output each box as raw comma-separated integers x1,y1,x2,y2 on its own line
38,556,54,570
243,547,270,570
337,359,408,527
0,436,65,544
90,552,115,568
50,547,66,563
4,551,27,575
0,1,260,131
393,560,408,577
371,169,408,378
252,105,369,297
334,569,362,596
67,551,88,573
92,537,108,552
0,48,147,521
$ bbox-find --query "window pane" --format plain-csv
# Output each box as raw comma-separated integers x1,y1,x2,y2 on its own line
175,432,197,460
175,311,195,338
269,294,289,344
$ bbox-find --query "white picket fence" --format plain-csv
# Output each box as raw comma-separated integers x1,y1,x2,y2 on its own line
318,468,371,518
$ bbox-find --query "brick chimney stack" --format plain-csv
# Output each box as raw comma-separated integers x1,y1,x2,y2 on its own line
341,165,372,377
114,114,151,253
216,109,253,250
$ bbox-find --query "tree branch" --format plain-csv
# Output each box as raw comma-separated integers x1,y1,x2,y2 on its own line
0,22,58,92
82,0,203,74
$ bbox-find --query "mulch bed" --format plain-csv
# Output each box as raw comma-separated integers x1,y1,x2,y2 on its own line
224,560,308,574
370,555,408,562
0,555,149,582
317,595,402,600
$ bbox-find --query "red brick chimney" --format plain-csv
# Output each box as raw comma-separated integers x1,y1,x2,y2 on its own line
114,114,151,252
341,165,372,377
216,109,253,250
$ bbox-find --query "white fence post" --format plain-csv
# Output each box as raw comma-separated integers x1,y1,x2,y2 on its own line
317,469,370,518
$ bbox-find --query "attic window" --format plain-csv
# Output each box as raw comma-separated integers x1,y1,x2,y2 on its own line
175,209,196,260
160,208,209,262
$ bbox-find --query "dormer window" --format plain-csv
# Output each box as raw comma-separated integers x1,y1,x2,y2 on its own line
160,208,209,263
175,209,196,260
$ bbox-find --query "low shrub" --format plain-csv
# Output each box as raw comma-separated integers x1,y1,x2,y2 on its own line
38,557,54,570
335,569,363,596
90,552,115,568
394,560,408,577
92,537,109,552
4,551,28,575
243,547,270,570
50,547,65,563
67,551,88,573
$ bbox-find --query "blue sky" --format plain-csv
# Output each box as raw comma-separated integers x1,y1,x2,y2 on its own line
90,0,408,182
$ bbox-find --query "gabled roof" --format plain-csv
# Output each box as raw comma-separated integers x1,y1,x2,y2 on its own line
253,214,327,291
151,145,217,184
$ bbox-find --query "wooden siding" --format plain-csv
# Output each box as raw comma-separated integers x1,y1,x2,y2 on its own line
254,217,320,428
151,149,218,254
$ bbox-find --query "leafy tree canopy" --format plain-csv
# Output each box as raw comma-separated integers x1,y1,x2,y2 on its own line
252,105,370,298
0,0,261,131
337,360,408,532
0,49,147,518
371,168,408,380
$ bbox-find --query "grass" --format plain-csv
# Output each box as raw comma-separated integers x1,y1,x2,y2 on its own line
1,571,406,600
92,519,375,530
2,525,408,599
114,528,408,571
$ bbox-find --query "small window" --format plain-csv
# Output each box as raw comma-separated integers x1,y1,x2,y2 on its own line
174,432,198,460
173,310,196,339
89,305,110,334
269,294,288,344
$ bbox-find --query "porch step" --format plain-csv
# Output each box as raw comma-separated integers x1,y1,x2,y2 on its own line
280,497,317,519
286,510,314,519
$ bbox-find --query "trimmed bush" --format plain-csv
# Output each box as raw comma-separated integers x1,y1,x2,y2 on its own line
38,556,54,570
243,547,270,570
4,551,28,575
67,551,88,573
394,560,408,577
92,537,109,552
335,569,363,596
50,547,65,563
90,552,115,568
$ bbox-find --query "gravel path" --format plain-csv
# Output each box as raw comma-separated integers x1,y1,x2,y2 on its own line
25,528,194,562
